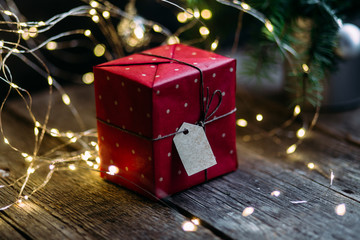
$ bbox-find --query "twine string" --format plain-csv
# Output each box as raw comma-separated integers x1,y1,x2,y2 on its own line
98,51,236,140
98,50,236,182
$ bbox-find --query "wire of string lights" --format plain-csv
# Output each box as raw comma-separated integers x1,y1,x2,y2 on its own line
0,0,338,212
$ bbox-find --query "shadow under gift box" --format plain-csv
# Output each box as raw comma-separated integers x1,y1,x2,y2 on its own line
93,44,238,199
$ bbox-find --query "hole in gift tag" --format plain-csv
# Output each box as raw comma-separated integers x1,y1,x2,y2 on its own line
183,128,189,135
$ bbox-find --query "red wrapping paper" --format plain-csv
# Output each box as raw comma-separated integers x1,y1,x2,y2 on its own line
94,44,237,199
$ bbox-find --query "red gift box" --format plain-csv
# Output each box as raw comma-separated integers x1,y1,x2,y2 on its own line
94,44,237,199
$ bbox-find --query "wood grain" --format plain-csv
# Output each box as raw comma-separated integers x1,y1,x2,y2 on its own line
1,85,360,239
0,87,218,239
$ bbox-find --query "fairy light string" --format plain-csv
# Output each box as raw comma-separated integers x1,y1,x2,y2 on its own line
0,0,212,211
214,0,333,155
0,1,345,221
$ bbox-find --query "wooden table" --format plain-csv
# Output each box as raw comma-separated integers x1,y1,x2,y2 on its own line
0,85,359,239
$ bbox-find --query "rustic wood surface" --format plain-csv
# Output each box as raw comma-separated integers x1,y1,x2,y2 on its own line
1,85,359,239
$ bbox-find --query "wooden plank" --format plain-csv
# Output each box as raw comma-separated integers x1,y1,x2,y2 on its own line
4,84,360,239
233,93,360,203
167,92,360,239
168,140,360,239
0,217,26,240
0,89,219,239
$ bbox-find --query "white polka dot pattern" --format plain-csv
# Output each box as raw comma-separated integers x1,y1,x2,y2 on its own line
94,44,237,198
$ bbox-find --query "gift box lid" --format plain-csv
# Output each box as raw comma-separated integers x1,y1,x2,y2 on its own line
94,44,236,140
95,44,233,87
